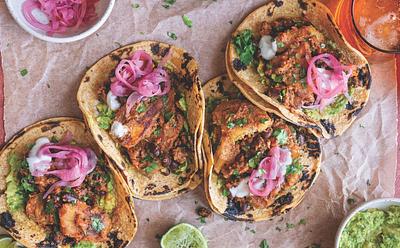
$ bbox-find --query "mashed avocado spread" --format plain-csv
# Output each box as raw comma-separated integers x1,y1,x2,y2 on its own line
340,206,400,248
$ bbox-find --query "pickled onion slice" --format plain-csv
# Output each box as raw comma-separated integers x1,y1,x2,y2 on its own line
248,147,292,197
306,53,353,110
22,0,99,35
28,135,97,198
109,50,171,116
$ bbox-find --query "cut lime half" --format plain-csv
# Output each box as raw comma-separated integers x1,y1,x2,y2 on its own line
0,236,13,248
161,223,207,248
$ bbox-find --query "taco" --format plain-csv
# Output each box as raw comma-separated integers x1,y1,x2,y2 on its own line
0,118,137,247
203,75,321,221
77,41,205,200
226,0,371,138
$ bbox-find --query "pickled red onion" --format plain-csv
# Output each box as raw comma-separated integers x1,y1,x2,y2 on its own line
109,50,171,116
22,0,99,35
29,137,97,198
248,147,292,197
305,53,353,110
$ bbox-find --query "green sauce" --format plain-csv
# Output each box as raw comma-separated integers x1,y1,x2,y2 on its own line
340,206,400,248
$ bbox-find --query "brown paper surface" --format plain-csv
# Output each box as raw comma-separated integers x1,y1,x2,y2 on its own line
0,0,397,247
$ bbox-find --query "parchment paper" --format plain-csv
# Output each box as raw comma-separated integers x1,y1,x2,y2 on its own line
0,0,397,247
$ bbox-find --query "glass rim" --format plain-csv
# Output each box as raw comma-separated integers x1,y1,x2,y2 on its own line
351,0,400,54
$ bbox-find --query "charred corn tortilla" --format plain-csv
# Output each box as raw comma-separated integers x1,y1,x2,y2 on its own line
226,0,371,138
203,75,321,221
0,117,137,248
77,41,204,200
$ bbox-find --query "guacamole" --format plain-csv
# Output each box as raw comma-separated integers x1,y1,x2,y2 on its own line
340,206,400,248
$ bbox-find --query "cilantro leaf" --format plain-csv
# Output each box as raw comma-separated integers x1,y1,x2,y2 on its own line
20,68,28,77
162,0,176,8
259,239,269,248
286,159,303,175
272,128,288,145
131,3,140,8
232,29,256,66
167,31,177,40
182,15,193,28
144,162,158,173
136,102,147,113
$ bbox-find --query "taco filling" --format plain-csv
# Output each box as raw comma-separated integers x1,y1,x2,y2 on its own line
232,18,364,120
5,132,117,245
95,50,193,180
210,100,304,215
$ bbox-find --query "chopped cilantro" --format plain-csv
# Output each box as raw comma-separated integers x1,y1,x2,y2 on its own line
298,218,306,225
227,118,248,129
286,223,295,229
232,169,239,177
153,126,161,137
277,41,285,48
258,168,266,175
131,3,140,8
227,121,235,129
144,162,158,173
91,217,105,233
20,68,28,77
141,155,153,163
197,216,206,224
299,67,307,78
45,200,56,214
182,15,193,28
222,188,229,197
235,118,248,127
248,152,262,168
232,29,256,66
136,102,147,113
259,239,269,248
167,31,177,40
272,128,288,145
279,89,286,102
259,118,268,124
286,159,303,175
178,96,188,112
164,111,173,122
96,103,115,130
271,73,283,83
162,0,176,8
175,161,188,175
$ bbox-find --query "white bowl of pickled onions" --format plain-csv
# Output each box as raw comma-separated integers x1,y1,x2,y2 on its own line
5,0,115,43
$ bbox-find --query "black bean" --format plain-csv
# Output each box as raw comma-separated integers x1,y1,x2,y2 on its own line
162,155,171,167
169,161,179,171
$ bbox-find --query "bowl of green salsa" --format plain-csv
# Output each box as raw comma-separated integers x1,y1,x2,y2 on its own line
335,198,400,248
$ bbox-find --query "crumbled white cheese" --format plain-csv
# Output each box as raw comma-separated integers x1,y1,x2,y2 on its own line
229,177,250,198
111,121,129,138
27,137,52,175
107,91,121,111
259,35,277,60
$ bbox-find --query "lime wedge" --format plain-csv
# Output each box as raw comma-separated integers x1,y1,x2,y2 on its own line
161,223,207,248
0,236,13,248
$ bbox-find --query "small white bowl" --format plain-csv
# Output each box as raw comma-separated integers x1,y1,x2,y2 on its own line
5,0,115,43
335,198,400,248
